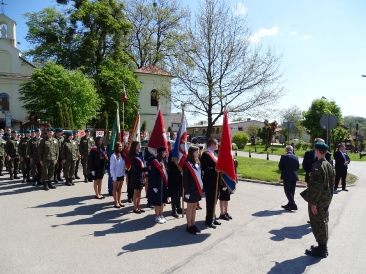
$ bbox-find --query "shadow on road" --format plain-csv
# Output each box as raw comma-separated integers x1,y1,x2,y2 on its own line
252,209,292,217
32,195,93,208
118,224,210,256
268,223,311,241
268,255,321,274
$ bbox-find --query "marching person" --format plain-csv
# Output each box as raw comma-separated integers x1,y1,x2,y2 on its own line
88,136,107,199
200,138,221,229
149,146,169,224
183,145,203,234
110,142,126,208
19,129,32,183
334,143,350,191
5,130,21,180
53,128,64,183
80,129,95,182
128,141,148,214
305,142,334,258
38,128,59,190
61,131,79,186
28,128,42,186
167,142,182,218
278,145,300,211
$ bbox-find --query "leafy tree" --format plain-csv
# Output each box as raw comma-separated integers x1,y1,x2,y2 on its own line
140,120,147,132
232,132,249,149
330,127,348,153
302,98,342,143
123,0,189,69
279,105,305,142
19,61,100,128
343,115,366,140
258,120,278,150
231,117,243,122
169,0,285,141
246,125,260,138
167,126,173,140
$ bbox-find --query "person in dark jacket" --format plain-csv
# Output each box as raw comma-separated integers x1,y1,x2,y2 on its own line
168,142,183,218
183,145,203,234
334,143,350,191
279,145,300,210
128,141,148,213
88,136,107,199
149,146,169,224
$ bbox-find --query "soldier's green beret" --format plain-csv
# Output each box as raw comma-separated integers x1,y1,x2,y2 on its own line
64,131,72,137
85,128,91,132
46,128,55,132
34,128,41,132
11,130,17,134
55,128,63,133
314,142,329,150
73,130,78,135
25,130,31,134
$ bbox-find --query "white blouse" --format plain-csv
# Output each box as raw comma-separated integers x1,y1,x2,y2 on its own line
110,153,126,179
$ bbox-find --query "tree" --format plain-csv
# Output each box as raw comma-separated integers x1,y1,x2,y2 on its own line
258,120,278,150
19,61,100,128
330,127,348,153
231,117,243,122
232,132,249,149
123,0,189,69
343,115,366,140
140,120,147,133
246,124,260,138
280,105,305,143
302,98,342,143
169,0,285,141
23,0,140,128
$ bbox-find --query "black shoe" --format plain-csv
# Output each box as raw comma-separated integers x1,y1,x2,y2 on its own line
43,182,49,191
285,204,298,211
74,174,80,179
196,205,202,210
139,209,145,213
305,244,328,258
219,214,230,221
0,172,4,176
26,175,33,183
213,220,221,225
65,179,72,186
133,209,141,214
188,226,197,234
57,175,64,182
281,204,289,209
225,213,232,219
114,204,121,208
84,176,87,183
177,208,183,214
108,192,113,196
128,199,132,203
342,189,349,192
9,174,14,180
14,173,20,179
48,181,56,189
193,225,201,233
70,179,75,186
207,223,217,229
172,211,179,218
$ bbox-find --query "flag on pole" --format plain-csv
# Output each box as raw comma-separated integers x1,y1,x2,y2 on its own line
122,84,127,103
172,115,187,171
110,104,121,155
147,108,168,155
216,109,237,192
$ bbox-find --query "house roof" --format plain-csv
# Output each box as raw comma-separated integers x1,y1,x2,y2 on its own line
19,56,36,68
135,64,174,77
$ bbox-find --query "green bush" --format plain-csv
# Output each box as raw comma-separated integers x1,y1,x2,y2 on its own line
302,142,310,151
232,132,249,149
294,142,303,151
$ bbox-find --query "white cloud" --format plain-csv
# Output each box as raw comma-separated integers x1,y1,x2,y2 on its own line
348,95,366,101
235,3,247,15
290,31,297,35
249,26,278,43
300,34,311,41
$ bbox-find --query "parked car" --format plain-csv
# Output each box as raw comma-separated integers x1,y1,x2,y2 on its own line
191,136,207,144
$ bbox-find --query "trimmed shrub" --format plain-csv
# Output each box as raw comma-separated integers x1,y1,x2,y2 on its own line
232,132,249,149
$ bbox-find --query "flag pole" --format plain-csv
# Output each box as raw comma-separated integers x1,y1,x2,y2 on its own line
122,84,125,145
181,103,185,218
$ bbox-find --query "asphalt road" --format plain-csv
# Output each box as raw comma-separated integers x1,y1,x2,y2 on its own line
0,154,365,274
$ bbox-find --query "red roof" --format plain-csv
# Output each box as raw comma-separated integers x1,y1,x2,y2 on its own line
135,64,173,77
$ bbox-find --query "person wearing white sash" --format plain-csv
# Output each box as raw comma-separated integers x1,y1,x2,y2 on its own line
183,146,203,234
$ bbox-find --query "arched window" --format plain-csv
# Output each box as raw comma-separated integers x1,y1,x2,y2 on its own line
0,93,9,111
151,89,159,107
0,24,7,39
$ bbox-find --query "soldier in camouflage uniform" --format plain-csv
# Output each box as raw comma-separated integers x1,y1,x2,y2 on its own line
38,128,59,191
28,128,43,186
73,130,81,179
61,132,79,186
19,129,32,183
5,130,21,180
0,133,7,176
80,129,94,182
305,142,335,258
54,128,64,182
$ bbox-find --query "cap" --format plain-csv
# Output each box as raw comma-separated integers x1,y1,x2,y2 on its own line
25,130,31,134
31,129,35,133
55,128,63,133
314,142,329,150
73,130,79,135
64,131,73,137
46,128,55,132
11,130,18,134
34,128,41,132
85,128,91,132
156,146,167,153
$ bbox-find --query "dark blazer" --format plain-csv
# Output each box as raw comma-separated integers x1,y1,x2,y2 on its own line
148,159,168,206
88,147,106,172
183,162,201,203
167,150,182,197
302,149,332,173
129,153,148,189
334,150,350,170
279,152,299,181
200,150,217,191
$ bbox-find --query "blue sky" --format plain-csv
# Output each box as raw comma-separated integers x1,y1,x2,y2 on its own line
3,0,366,124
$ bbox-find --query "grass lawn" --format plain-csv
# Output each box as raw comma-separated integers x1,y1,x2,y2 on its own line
235,156,358,185
241,144,366,162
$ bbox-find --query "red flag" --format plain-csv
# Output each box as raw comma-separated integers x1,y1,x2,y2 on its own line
216,110,237,192
147,108,168,155
122,84,127,103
